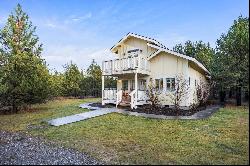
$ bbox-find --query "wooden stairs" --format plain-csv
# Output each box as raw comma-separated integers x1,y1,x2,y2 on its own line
119,93,131,107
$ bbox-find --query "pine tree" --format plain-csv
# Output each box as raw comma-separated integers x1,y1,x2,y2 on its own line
63,62,81,97
215,16,249,105
0,4,51,112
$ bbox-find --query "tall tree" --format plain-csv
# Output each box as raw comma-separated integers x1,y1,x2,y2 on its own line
87,59,102,96
173,40,215,70
49,71,64,97
62,62,81,97
183,40,196,57
0,4,51,112
215,15,249,106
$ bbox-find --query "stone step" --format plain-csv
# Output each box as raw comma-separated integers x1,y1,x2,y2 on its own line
119,102,130,106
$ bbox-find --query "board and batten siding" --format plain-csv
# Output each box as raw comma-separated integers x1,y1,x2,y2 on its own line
117,37,157,58
150,52,189,78
149,52,190,106
110,36,209,107
187,64,207,105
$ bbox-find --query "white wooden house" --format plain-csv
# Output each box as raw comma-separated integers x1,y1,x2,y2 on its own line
102,33,210,109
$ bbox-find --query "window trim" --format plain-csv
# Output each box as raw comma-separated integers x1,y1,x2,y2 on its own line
166,78,175,91
155,78,163,91
139,79,146,90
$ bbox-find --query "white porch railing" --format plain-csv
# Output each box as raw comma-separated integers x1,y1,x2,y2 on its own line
103,89,117,100
137,90,148,101
129,90,137,109
116,90,123,107
102,54,150,75
103,89,148,108
129,90,149,109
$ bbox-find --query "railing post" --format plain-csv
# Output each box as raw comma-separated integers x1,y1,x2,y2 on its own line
134,56,137,68
102,76,105,105
110,61,112,73
138,56,141,70
135,72,138,106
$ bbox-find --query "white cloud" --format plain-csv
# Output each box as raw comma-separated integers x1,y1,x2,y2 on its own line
45,22,57,28
36,12,92,30
71,12,92,22
0,15,8,25
156,32,189,49
42,44,114,72
43,19,69,30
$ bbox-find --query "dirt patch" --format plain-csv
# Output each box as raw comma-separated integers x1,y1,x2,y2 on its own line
88,102,115,108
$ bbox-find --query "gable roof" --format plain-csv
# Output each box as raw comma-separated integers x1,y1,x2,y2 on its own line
110,32,210,76
147,43,211,75
110,32,166,53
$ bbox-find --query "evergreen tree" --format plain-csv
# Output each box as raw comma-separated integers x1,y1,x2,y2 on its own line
49,70,64,97
173,40,215,70
62,62,81,97
215,16,249,105
0,4,51,112
86,59,102,97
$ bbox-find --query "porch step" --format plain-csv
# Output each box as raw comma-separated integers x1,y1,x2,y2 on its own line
119,101,130,107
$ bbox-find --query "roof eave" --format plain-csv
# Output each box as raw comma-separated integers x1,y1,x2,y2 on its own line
147,43,211,75
110,32,166,53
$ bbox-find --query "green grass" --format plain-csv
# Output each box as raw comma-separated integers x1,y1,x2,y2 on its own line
0,98,249,165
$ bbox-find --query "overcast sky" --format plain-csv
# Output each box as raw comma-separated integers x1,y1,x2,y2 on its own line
0,0,249,72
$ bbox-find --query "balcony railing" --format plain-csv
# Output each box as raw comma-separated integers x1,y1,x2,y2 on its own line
102,54,150,75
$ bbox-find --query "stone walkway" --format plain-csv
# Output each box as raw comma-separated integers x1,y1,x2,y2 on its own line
48,108,118,126
48,103,221,126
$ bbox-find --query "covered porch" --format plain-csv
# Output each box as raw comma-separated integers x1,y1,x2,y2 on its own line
102,73,149,108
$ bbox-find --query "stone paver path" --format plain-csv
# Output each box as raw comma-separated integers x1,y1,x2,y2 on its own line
48,103,221,126
48,108,117,126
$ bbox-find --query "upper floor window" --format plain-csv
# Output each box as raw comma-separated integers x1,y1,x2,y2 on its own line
166,78,175,91
127,49,142,54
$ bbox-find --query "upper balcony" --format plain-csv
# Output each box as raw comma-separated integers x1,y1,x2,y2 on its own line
102,53,150,76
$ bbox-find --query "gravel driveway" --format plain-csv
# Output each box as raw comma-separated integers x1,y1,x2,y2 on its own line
0,131,102,165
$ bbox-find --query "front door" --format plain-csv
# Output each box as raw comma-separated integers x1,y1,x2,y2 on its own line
121,80,130,102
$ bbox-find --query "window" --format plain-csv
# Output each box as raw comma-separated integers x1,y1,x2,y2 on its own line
130,80,135,90
166,78,175,91
139,79,146,90
195,79,197,86
127,49,142,53
189,77,190,86
155,78,163,91
122,80,128,90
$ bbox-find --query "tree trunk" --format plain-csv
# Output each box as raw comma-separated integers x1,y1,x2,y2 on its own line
229,88,233,98
244,90,249,102
219,90,226,104
12,102,18,113
236,86,242,106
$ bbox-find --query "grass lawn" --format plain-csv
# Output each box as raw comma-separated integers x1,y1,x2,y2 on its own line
0,98,249,165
